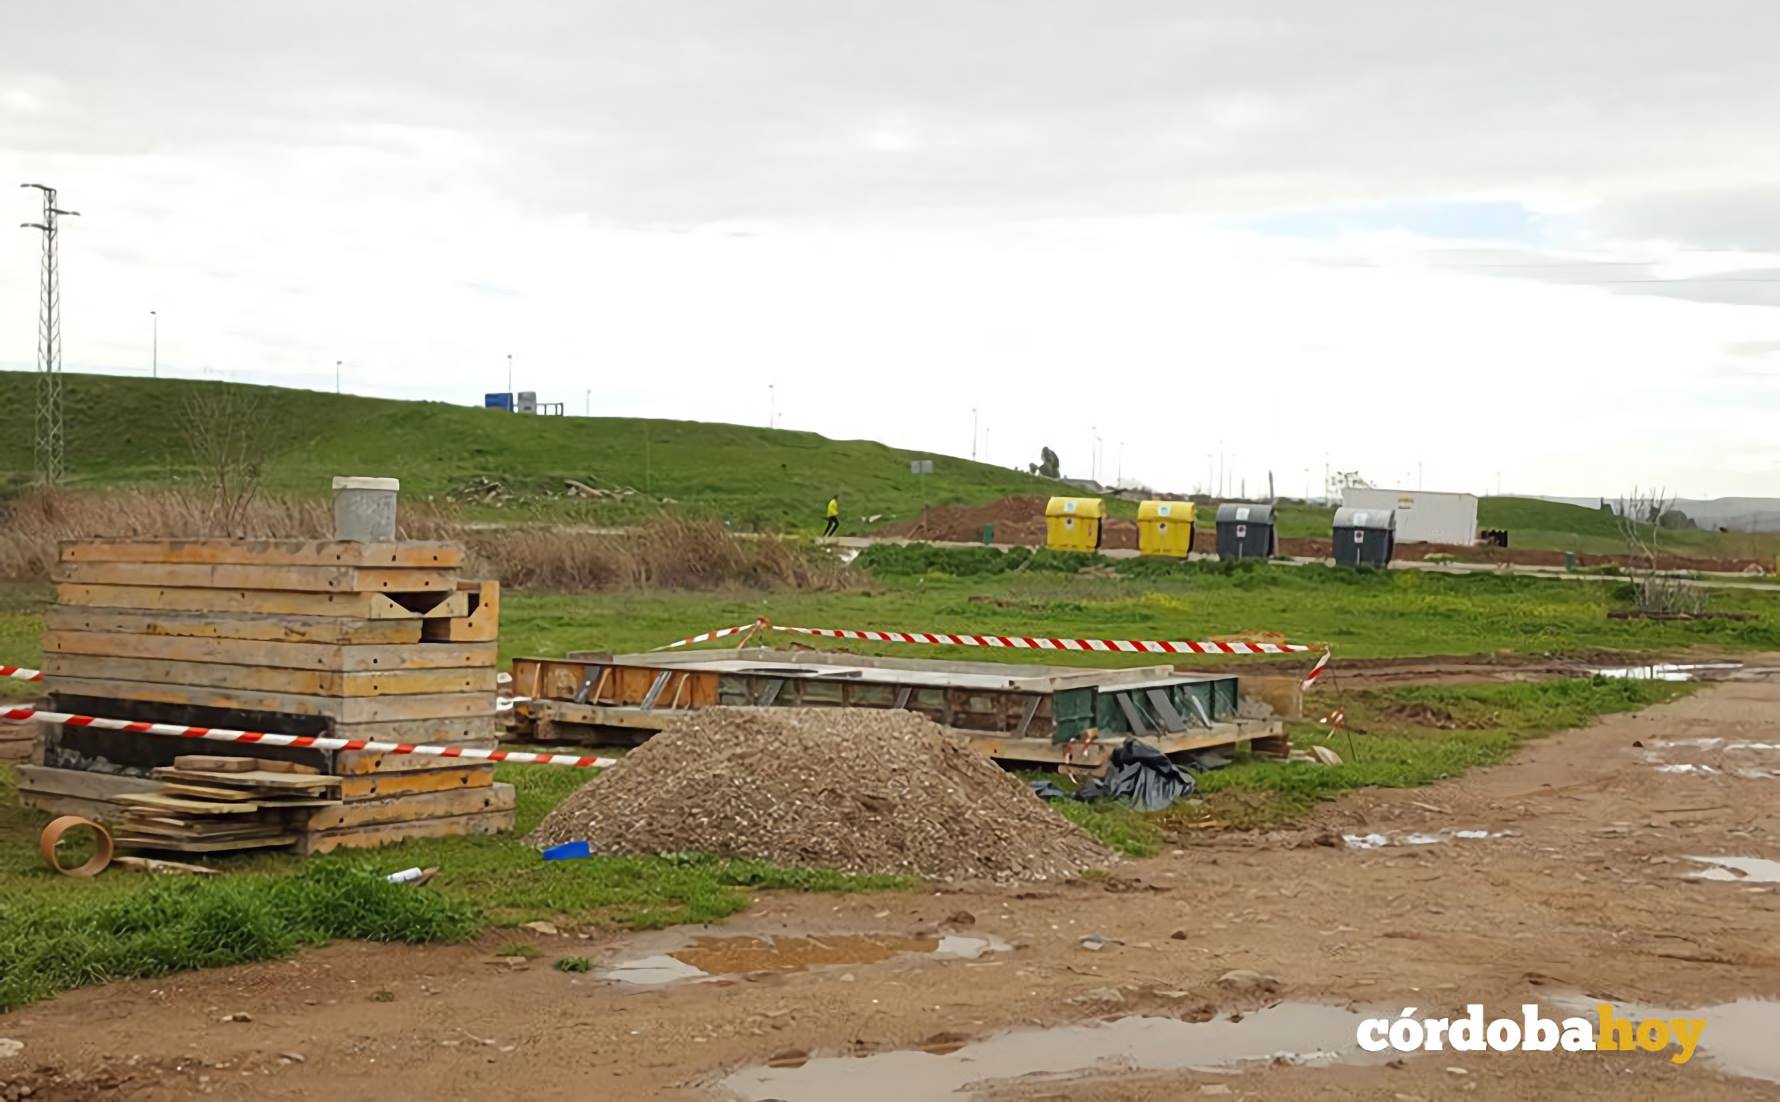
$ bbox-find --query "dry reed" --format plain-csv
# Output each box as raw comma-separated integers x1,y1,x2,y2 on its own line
0,489,853,592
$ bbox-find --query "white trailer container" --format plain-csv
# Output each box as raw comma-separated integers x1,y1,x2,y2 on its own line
1341,488,1478,545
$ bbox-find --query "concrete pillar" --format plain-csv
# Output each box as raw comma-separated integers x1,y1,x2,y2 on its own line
332,476,400,541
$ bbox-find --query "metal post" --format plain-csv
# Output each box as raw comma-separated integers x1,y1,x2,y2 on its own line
20,183,77,488
971,407,978,459
150,310,157,378
506,353,513,399
335,359,342,394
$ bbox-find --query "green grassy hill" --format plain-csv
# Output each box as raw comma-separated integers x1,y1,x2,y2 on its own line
0,372,1057,531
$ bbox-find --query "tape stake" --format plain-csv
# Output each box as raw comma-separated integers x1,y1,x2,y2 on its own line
0,707,617,769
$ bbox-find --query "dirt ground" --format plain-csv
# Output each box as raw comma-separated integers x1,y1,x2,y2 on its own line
4,684,1779,1100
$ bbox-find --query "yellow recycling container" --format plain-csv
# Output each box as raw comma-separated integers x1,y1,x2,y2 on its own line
1045,497,1105,553
1137,500,1196,557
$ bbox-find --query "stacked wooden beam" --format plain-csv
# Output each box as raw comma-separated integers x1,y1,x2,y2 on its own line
19,538,514,855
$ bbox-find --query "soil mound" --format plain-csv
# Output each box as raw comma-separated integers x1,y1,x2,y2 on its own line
528,707,1113,881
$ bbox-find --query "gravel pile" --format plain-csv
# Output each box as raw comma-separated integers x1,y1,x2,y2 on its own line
528,707,1113,881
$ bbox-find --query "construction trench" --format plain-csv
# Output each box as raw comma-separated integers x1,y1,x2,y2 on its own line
4,495,1779,1098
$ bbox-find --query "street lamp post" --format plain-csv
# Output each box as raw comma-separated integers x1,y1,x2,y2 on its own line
335,360,341,394
150,310,157,378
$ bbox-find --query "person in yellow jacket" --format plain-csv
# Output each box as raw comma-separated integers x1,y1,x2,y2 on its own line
823,494,841,537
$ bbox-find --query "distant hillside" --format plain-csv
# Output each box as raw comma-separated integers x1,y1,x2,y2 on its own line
0,372,1057,530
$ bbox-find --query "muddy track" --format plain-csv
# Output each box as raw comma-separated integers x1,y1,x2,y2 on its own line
3,684,1779,1100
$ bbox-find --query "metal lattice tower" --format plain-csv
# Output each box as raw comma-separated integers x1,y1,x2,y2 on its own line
20,183,78,487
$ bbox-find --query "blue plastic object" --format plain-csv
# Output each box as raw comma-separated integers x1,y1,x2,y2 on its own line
541,840,592,861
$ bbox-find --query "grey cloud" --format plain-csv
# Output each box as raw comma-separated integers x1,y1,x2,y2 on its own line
12,1,1780,229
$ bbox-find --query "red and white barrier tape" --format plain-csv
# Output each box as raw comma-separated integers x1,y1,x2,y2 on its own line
772,624,1316,656
0,665,42,682
0,706,615,769
1300,650,1332,691
655,622,759,651
653,619,1333,688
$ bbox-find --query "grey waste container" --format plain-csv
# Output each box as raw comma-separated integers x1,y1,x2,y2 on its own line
1215,503,1277,560
1333,506,1395,567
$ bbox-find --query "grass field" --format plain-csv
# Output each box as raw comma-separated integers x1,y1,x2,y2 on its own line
7,372,1775,560
0,371,1055,531
0,674,1687,1011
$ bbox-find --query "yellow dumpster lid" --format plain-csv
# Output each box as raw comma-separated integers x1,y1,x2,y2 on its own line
1046,497,1105,519
1137,500,1194,521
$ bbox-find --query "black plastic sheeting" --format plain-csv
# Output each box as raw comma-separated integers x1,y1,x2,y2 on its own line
1027,739,1197,812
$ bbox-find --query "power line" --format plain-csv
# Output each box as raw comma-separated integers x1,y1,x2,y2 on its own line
20,183,78,488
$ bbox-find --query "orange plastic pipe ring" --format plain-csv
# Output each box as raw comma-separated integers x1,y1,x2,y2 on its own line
39,815,115,878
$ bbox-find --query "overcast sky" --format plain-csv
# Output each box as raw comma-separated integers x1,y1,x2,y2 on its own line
6,1,1780,499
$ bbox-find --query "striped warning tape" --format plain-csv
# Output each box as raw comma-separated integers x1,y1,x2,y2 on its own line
0,665,42,682
0,706,616,769
771,624,1316,656
1300,650,1332,691
655,622,760,651
653,619,1333,688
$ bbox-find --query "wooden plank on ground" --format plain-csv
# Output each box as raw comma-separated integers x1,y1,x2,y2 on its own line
421,580,500,643
44,676,497,722
174,754,321,775
152,767,338,790
115,793,265,815
53,562,459,594
14,765,162,801
44,606,424,645
54,584,470,620
43,631,498,673
303,782,514,831
339,766,493,800
119,833,297,853
297,807,515,855
44,654,496,697
526,700,679,731
18,793,127,822
59,539,464,568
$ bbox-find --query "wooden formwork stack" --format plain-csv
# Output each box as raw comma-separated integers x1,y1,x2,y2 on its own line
16,538,513,855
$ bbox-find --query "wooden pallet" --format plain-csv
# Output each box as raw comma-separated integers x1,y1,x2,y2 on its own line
29,538,511,853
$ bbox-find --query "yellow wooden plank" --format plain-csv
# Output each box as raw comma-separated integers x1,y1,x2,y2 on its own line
44,630,496,672
297,807,515,854
44,676,498,722
59,539,464,568
54,584,469,619
422,580,500,642
339,766,493,800
44,654,495,697
53,562,459,593
304,782,513,831
44,606,422,644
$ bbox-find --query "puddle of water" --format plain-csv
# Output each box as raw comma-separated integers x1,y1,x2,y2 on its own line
1556,996,1780,1084
721,1003,1378,1102
605,932,1009,986
1592,662,1743,682
1343,829,1506,849
1653,763,1719,775
604,954,710,986
1683,856,1780,884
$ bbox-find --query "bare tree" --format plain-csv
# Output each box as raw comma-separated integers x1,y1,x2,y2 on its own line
181,386,276,536
1615,487,1707,615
